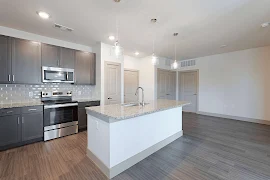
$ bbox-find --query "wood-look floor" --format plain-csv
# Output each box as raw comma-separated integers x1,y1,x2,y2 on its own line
0,113,270,180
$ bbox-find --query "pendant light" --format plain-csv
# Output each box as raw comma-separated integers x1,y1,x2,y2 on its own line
171,33,178,69
151,19,159,65
112,20,123,58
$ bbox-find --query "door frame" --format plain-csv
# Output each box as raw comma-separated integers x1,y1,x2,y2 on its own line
124,68,139,102
104,61,121,105
178,69,199,113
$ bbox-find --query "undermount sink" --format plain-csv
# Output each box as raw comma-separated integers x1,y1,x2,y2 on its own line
121,102,149,107
121,103,140,107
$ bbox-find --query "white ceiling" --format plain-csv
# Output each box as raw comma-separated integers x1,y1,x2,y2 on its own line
0,0,270,60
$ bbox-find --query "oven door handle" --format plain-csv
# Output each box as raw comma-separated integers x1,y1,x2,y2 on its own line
44,103,78,109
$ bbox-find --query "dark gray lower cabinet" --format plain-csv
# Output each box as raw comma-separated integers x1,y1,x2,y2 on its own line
78,108,87,130
0,106,44,151
22,113,43,141
0,115,21,147
78,101,100,131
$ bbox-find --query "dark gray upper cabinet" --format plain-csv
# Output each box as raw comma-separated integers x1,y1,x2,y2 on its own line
41,44,60,67
22,112,43,141
12,38,41,84
41,44,75,69
60,47,75,69
75,51,96,85
0,35,12,83
0,115,21,147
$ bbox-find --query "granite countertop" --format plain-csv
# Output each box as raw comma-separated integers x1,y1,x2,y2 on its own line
73,98,101,103
0,102,44,109
86,99,190,123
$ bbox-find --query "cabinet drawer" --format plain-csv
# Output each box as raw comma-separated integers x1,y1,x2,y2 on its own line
0,108,21,116
78,101,100,108
21,106,43,114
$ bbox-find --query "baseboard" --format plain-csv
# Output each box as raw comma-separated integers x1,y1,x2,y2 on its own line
87,130,183,179
197,111,270,125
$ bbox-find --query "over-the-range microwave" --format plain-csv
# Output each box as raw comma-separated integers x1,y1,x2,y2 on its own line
42,66,74,83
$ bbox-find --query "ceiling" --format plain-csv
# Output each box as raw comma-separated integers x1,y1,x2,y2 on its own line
0,0,270,60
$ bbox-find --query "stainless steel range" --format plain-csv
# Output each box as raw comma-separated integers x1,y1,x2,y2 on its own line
42,91,78,141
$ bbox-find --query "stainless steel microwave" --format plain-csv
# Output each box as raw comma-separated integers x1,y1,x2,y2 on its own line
42,66,74,83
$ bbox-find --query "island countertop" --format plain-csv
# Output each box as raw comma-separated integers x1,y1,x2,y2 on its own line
85,99,190,123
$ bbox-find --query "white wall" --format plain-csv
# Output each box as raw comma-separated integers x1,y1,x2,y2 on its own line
0,26,92,52
179,46,270,121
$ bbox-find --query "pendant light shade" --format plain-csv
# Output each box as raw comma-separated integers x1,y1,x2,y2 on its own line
171,60,178,69
151,19,159,66
171,33,178,70
152,53,159,65
112,40,123,58
111,19,123,59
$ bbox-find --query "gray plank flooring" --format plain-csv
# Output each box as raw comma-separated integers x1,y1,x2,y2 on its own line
114,113,270,180
0,113,269,180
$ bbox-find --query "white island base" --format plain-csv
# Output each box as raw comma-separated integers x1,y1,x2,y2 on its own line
86,101,187,179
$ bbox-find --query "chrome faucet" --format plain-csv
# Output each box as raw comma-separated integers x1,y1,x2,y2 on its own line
135,87,145,106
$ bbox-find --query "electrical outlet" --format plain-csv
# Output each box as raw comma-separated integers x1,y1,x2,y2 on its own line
29,92,33,97
96,120,99,130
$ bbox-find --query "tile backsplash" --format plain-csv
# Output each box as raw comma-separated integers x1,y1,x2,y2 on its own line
0,83,98,104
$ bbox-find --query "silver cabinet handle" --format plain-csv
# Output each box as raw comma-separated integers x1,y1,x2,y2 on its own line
28,109,37,111
17,117,20,125
6,111,13,114
8,75,11,82
22,117,24,124
12,75,15,82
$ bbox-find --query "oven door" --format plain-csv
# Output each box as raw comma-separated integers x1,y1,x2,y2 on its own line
44,103,78,129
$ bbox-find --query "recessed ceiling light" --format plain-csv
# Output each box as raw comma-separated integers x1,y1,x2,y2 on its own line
109,35,115,41
135,51,139,56
220,45,227,48
37,11,50,19
261,22,270,28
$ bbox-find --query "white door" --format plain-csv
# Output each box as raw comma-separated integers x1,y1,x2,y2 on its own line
105,62,121,105
166,71,176,100
124,70,139,103
179,71,198,112
157,69,176,100
157,70,167,99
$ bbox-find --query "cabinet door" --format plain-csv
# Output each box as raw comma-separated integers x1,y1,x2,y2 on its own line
75,51,96,85
0,35,12,83
89,53,96,85
12,38,41,84
60,47,75,69
41,43,60,67
78,108,87,130
22,113,43,141
0,115,21,147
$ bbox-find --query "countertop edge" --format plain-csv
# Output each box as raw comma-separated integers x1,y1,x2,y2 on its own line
86,102,190,123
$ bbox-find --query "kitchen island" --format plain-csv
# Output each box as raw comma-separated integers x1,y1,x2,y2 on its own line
85,99,190,179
